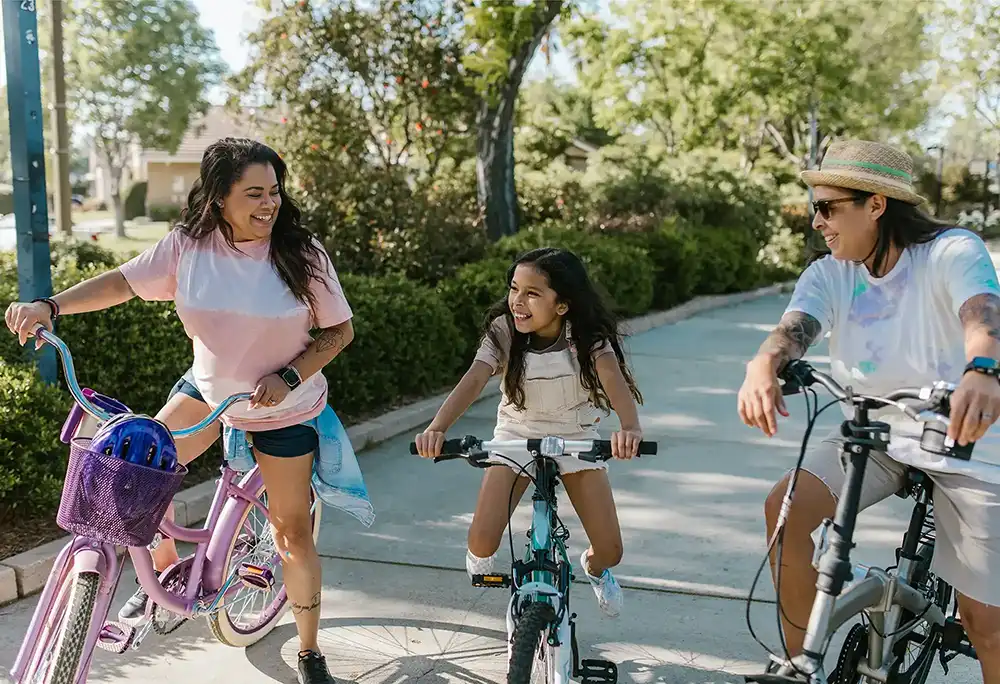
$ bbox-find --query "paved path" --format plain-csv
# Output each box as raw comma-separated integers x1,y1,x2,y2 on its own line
0,294,982,683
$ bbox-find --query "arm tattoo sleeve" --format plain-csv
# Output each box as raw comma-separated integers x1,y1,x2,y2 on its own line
314,325,347,354
958,293,1000,343
756,312,822,370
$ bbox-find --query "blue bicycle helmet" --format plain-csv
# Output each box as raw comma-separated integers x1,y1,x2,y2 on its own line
89,413,178,471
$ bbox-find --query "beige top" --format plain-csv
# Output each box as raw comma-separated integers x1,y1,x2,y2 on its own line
474,317,614,376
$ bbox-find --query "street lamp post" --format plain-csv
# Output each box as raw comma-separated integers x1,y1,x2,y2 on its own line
2,0,57,383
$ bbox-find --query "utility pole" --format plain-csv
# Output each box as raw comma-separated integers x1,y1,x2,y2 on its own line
50,0,72,236
3,0,57,383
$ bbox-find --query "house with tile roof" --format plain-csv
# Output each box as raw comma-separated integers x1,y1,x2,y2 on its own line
88,106,271,213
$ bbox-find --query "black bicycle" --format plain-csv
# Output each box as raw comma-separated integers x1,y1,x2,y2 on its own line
745,360,979,684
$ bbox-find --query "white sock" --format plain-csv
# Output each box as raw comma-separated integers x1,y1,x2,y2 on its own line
466,548,496,580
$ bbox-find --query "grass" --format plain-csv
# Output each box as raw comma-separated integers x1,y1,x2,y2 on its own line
52,222,170,258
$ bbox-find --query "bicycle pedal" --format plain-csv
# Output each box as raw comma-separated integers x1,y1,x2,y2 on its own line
471,572,511,589
97,621,135,654
579,658,617,684
238,563,275,591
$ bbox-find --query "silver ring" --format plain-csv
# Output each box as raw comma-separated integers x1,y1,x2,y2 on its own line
981,411,993,422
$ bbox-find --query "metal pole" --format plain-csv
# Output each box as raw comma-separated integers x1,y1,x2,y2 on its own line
50,0,72,236
3,0,57,384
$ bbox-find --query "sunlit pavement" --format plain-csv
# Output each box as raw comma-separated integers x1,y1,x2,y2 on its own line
0,293,983,683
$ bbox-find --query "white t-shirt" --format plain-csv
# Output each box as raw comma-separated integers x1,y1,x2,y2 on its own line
785,227,1000,482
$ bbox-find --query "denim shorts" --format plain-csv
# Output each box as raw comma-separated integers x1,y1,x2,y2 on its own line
168,374,319,458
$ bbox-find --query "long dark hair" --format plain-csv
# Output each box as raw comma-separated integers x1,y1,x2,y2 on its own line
177,137,329,313
484,247,642,412
808,190,952,275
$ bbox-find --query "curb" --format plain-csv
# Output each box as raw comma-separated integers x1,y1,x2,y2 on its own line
0,280,793,604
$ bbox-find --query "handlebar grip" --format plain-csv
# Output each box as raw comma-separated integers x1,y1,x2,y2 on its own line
409,438,470,457
582,440,658,461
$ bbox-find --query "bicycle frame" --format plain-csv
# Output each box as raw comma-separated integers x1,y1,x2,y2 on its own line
507,451,576,683
10,461,278,684
766,403,948,684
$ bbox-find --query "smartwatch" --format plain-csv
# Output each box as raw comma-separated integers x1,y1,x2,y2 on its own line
964,356,1000,380
278,365,303,391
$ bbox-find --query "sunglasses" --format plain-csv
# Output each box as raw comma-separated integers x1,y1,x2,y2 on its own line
811,196,864,219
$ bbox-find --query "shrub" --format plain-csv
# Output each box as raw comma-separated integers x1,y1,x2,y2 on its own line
490,224,656,316
148,204,182,224
0,360,72,521
438,257,511,361
124,182,148,220
324,273,464,419
604,217,701,309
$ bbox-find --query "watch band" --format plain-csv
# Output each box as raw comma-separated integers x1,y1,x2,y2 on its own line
32,297,59,320
964,357,1000,379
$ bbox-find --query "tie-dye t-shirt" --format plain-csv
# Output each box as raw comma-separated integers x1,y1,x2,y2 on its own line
119,228,353,431
785,227,1000,479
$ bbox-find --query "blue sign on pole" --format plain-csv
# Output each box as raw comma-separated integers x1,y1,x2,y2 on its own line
3,0,56,383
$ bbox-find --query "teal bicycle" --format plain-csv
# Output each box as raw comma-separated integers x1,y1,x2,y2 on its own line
411,435,657,684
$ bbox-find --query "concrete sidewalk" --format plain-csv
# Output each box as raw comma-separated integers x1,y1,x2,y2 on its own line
0,294,982,683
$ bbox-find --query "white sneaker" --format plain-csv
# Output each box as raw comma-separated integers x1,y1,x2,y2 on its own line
466,549,496,580
580,550,622,618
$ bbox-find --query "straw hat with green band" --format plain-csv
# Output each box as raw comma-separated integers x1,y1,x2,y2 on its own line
800,139,926,206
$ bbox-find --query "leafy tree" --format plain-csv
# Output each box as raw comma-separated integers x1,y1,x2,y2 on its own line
517,78,616,169
567,0,935,173
231,0,485,278
463,0,570,239
66,0,225,236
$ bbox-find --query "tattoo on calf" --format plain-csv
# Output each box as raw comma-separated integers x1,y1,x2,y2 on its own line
757,312,822,368
292,591,321,614
315,326,346,353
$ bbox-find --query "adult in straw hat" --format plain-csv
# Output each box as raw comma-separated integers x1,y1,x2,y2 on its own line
738,139,1000,681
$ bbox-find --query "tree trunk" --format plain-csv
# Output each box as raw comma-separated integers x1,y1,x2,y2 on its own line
112,192,126,238
476,1,563,241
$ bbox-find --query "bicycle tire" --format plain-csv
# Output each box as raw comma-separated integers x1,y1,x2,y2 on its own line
35,571,101,684
207,483,322,647
508,602,556,684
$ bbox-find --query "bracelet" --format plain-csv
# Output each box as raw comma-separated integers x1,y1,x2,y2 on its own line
32,297,59,320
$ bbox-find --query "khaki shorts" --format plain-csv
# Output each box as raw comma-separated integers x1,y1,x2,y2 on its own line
799,431,1000,607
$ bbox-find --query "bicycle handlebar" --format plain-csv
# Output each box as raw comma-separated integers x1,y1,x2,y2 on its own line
779,359,953,425
409,435,658,466
33,325,250,439
779,359,976,460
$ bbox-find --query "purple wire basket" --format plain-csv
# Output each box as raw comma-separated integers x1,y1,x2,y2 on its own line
57,438,188,547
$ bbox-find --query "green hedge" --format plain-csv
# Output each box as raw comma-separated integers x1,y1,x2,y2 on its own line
0,197,786,521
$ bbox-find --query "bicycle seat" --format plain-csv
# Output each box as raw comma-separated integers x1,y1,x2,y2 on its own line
894,467,934,500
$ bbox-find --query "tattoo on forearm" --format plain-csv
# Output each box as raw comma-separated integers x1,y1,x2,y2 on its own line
291,592,321,614
314,326,346,354
758,312,822,368
959,293,1000,343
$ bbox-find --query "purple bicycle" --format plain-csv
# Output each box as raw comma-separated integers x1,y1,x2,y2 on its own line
10,327,322,684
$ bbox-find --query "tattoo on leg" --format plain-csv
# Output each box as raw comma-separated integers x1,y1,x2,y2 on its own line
292,591,321,614
959,293,1000,343
314,326,346,353
757,312,823,370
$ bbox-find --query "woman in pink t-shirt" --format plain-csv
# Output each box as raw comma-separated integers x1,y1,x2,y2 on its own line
5,138,352,684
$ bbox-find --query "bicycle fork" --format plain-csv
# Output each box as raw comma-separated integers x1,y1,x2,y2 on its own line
793,422,890,682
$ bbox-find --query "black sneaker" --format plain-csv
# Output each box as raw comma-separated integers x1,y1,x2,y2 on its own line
117,578,150,623
298,650,336,684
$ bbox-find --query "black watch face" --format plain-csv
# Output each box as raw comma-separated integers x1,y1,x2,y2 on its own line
282,369,299,386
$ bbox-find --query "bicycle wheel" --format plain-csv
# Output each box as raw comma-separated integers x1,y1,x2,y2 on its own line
508,602,556,684
207,482,322,647
22,570,100,684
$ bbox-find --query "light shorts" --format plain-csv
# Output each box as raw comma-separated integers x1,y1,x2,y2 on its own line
797,431,1000,607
